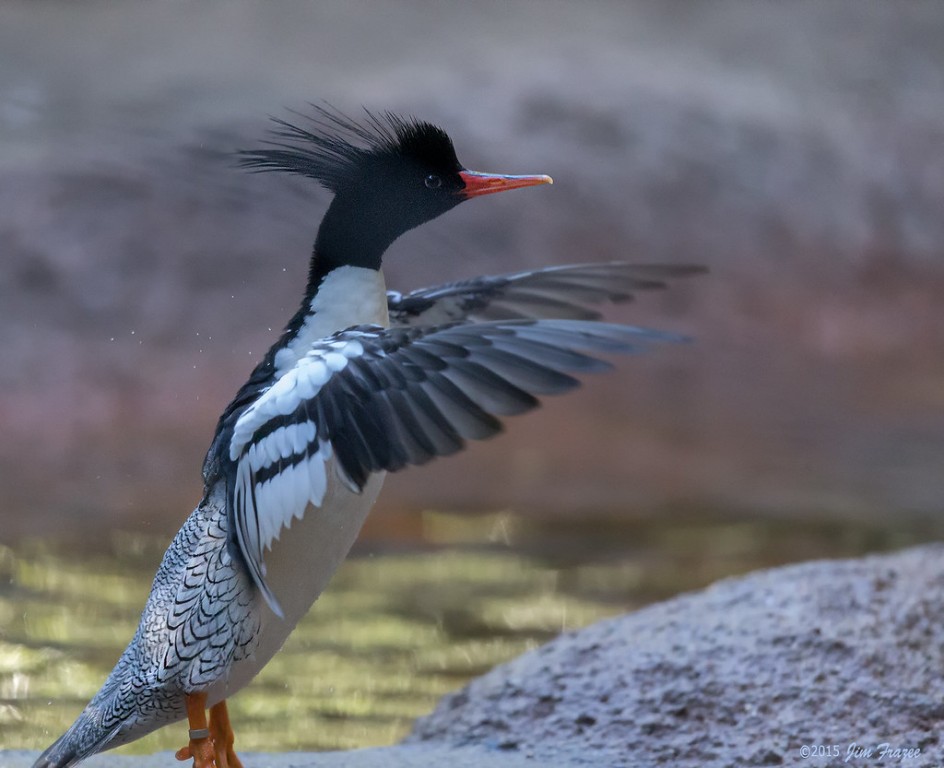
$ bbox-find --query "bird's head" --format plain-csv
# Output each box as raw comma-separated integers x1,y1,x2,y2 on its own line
239,106,552,270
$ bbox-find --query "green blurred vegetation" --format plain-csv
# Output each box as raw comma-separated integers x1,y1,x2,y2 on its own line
1,510,937,752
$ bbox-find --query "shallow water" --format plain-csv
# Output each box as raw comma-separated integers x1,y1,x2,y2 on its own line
0,510,933,753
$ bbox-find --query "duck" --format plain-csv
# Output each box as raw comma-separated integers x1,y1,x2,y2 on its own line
34,106,703,768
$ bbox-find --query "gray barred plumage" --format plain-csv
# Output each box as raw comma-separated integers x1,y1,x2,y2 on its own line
34,487,260,768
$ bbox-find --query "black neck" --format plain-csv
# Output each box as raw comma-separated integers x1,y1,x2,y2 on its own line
306,191,405,291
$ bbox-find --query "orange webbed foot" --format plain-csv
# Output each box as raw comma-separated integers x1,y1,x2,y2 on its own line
209,700,244,768
175,692,243,768
175,731,216,768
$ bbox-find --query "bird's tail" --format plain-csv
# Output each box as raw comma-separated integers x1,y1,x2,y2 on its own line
33,638,186,768
31,653,143,768
32,712,119,768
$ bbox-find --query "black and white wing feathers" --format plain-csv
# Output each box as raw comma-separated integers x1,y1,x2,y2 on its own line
226,319,683,615
387,262,705,326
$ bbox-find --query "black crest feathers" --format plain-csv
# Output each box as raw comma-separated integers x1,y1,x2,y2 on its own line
238,104,459,193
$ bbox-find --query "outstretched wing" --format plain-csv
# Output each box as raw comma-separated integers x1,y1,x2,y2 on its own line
386,262,705,326
226,318,684,615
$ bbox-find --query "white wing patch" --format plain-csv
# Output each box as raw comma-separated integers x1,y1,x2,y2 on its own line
230,341,363,460
228,336,370,617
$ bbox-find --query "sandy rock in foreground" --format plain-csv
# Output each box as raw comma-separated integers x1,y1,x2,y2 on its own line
0,745,560,768
10,546,944,768
409,544,944,768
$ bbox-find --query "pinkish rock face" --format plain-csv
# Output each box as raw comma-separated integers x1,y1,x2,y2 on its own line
2,2,944,542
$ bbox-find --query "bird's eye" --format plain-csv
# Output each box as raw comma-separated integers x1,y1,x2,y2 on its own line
424,174,442,189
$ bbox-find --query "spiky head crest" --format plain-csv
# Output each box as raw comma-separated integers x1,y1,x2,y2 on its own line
238,105,462,194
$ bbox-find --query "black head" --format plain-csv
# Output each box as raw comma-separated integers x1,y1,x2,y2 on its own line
239,107,470,230
239,105,551,274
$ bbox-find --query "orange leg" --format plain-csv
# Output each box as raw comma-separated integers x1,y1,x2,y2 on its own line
209,700,244,768
175,693,217,768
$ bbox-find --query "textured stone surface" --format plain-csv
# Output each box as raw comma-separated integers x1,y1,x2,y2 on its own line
9,546,944,767
1,746,564,768
408,545,944,767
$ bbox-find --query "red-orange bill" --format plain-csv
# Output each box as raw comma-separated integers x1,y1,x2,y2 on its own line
459,170,553,198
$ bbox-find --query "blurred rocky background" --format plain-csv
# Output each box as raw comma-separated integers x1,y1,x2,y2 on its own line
2,1,943,543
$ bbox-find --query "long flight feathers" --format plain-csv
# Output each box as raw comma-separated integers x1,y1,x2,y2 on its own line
227,318,685,614
387,262,707,326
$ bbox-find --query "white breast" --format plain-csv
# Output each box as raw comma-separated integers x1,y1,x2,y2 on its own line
207,266,391,704
274,266,389,377
207,466,386,704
